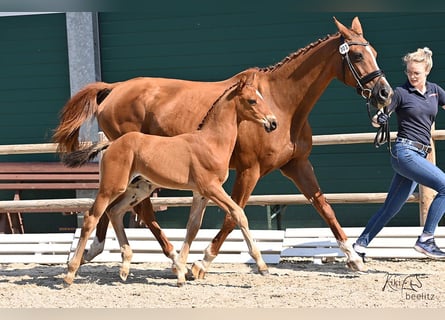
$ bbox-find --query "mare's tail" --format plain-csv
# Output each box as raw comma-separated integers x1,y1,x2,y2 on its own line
52,82,119,154
63,141,110,168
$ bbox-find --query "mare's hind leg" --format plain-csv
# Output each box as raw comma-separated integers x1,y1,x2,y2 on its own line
175,192,209,286
65,196,109,285
133,198,178,263
280,158,366,272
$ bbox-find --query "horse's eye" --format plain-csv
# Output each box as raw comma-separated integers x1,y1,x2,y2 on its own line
352,52,363,62
247,99,257,105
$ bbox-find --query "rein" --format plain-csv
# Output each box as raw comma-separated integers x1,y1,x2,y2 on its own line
339,39,391,151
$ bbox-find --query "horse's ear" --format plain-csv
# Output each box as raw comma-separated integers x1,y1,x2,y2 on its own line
334,16,363,38
350,16,363,35
333,16,350,38
245,72,257,86
238,75,248,90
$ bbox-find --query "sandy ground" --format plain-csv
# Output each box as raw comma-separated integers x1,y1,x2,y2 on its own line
0,257,444,309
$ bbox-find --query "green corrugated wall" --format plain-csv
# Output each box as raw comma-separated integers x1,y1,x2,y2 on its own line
1,11,445,231
0,13,75,232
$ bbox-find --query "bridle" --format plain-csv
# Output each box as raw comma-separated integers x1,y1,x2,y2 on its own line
339,39,385,100
339,39,391,151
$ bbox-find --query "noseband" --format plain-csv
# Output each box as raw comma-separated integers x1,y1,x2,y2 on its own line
339,39,391,151
339,40,385,100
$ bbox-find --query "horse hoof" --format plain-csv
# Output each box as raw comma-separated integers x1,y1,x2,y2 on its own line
191,261,206,280
346,259,368,272
63,274,74,285
120,270,129,281
81,250,91,265
259,268,269,276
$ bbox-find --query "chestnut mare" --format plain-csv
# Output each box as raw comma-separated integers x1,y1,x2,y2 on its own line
62,73,278,286
54,17,393,276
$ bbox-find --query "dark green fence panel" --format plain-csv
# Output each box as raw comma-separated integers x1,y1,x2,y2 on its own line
0,13,74,232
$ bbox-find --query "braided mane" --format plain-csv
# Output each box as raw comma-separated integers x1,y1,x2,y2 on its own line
257,33,337,73
197,81,240,130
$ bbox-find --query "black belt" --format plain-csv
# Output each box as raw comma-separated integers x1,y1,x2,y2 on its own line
396,137,432,154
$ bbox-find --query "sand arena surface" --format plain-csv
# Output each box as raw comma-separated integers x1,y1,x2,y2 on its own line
0,257,443,308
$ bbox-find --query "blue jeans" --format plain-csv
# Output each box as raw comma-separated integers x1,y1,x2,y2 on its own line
356,141,445,247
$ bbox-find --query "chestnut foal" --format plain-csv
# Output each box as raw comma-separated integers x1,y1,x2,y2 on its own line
63,73,277,286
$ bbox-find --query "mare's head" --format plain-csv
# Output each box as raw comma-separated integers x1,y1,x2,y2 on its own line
334,16,393,110
232,73,277,133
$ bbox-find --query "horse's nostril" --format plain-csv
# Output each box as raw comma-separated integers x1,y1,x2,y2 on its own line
380,88,389,99
271,120,278,130
264,118,277,133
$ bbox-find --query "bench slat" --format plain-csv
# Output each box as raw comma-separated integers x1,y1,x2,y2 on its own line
0,173,99,181
0,162,98,173
0,182,99,190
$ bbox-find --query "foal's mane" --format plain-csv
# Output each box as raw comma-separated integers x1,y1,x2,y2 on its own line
197,81,241,130
257,33,338,73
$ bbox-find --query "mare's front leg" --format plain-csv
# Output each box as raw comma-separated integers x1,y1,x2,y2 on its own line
65,197,109,285
280,158,366,272
175,192,209,286
192,166,261,278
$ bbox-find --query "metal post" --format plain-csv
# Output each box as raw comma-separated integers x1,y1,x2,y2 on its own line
65,12,102,227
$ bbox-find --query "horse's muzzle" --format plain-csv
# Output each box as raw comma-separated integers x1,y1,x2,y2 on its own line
264,116,278,133
370,78,393,109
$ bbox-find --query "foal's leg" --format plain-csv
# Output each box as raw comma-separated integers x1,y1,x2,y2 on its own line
205,184,268,275
192,167,260,277
106,200,136,281
175,192,209,286
82,214,109,263
84,198,178,266
280,158,366,271
65,196,109,285
106,180,157,281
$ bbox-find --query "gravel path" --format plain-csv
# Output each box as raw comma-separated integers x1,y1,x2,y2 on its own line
0,257,444,308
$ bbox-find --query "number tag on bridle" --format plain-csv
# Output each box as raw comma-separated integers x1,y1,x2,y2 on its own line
339,43,350,55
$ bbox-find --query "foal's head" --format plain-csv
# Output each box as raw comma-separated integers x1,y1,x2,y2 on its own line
232,73,278,133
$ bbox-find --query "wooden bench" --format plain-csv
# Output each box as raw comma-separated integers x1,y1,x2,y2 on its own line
281,226,445,263
70,228,285,264
0,162,99,234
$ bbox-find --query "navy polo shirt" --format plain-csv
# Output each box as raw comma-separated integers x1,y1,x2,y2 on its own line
389,81,445,146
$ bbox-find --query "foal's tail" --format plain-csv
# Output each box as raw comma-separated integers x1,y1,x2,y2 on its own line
63,141,110,168
52,82,119,154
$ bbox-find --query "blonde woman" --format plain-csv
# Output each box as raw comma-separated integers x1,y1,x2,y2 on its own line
354,47,445,260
